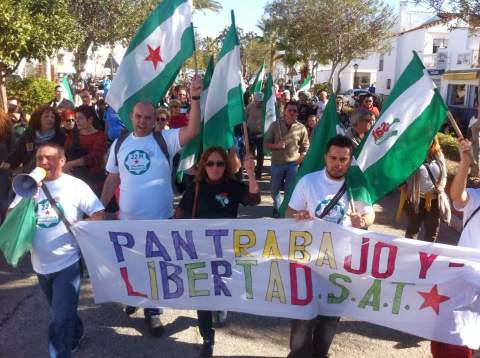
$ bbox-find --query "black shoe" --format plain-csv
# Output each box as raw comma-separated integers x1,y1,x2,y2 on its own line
145,314,164,337
125,305,138,315
196,339,214,358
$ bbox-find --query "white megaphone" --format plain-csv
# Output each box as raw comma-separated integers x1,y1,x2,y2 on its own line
12,167,47,198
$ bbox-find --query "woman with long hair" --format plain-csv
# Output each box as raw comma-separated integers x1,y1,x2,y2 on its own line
3,105,65,172
404,136,448,242
64,105,107,195
0,109,15,223
174,147,260,358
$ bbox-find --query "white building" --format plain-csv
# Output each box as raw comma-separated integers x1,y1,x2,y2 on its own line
312,1,480,128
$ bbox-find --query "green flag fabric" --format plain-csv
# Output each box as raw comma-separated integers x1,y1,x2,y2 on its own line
61,77,74,103
0,198,36,267
279,96,342,215
176,56,215,180
252,61,265,94
262,73,276,135
347,51,447,205
298,75,312,93
203,11,245,150
106,0,194,131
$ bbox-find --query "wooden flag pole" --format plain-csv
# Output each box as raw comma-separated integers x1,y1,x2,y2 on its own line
447,111,476,165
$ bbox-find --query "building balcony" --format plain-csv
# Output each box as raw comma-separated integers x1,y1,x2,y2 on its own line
422,51,448,71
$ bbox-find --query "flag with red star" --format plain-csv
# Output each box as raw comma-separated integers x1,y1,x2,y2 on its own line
106,0,194,131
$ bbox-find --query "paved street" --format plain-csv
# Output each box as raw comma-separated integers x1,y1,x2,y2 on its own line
0,165,460,358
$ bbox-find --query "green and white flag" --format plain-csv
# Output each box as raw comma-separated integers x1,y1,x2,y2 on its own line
280,96,342,215
262,72,276,135
251,61,265,94
61,77,74,103
298,74,312,93
203,11,245,150
106,0,194,131
347,52,447,205
0,198,36,267
176,56,215,180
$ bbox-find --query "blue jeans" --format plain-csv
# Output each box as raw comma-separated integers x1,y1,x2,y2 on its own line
37,261,84,358
270,162,298,211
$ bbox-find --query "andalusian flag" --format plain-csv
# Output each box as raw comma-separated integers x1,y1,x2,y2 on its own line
252,61,265,94
347,52,447,204
0,198,36,267
61,77,74,103
279,97,341,215
106,0,194,131
176,56,215,180
203,11,245,149
262,72,276,135
298,75,312,93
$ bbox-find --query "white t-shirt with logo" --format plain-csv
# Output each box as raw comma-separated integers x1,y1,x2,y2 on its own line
105,130,181,220
10,174,104,274
288,169,373,226
455,188,480,249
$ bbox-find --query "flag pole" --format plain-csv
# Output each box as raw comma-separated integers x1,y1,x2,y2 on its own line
447,111,476,164
192,23,198,76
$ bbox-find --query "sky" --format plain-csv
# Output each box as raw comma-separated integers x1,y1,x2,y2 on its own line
192,0,429,39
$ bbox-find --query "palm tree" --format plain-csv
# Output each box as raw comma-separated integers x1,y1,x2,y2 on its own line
192,0,221,12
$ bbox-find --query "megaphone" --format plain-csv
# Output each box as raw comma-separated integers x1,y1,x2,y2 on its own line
12,167,46,198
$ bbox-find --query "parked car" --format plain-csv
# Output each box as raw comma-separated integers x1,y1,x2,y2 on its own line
342,89,371,106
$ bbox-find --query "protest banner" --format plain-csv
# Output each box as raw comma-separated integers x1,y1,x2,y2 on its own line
73,218,480,348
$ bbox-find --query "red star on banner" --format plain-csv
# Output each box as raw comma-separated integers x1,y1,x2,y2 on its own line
417,284,450,315
145,45,163,70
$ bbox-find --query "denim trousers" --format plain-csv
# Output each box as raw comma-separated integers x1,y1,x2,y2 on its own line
270,162,298,210
37,260,84,358
288,315,340,358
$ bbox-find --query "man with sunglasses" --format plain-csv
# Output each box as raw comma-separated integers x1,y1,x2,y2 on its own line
360,94,380,119
100,75,202,337
264,101,309,217
345,108,374,148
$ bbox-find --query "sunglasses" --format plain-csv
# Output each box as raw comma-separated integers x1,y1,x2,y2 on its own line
65,119,75,123
157,117,167,122
206,160,225,168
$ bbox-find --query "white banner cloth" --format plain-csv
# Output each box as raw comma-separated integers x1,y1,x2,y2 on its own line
73,218,480,348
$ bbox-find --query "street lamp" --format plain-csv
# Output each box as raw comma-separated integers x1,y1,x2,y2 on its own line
353,63,359,89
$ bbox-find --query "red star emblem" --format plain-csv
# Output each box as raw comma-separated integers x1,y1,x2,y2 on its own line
145,45,163,70
417,284,450,315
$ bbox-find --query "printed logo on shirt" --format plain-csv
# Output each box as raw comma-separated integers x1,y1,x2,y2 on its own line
124,150,151,175
35,199,63,228
314,195,346,224
215,193,230,207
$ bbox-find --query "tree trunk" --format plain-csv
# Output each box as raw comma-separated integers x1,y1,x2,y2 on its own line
300,58,310,82
327,62,338,87
74,38,92,81
335,61,351,94
0,76,7,113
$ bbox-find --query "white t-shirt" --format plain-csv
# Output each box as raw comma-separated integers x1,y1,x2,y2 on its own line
455,188,480,249
105,130,181,220
10,174,104,274
288,169,373,226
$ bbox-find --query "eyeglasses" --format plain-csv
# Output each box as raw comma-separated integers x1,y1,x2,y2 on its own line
286,108,298,113
206,160,225,168
157,117,167,122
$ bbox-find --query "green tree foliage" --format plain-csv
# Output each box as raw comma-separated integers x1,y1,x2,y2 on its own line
0,0,78,110
263,0,395,91
7,76,56,114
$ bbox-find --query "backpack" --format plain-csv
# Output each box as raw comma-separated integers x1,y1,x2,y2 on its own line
114,129,170,169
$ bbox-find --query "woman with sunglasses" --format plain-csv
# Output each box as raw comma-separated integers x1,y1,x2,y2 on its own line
64,105,107,195
174,146,260,358
155,108,170,132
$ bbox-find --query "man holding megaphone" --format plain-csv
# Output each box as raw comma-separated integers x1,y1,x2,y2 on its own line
9,142,104,357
